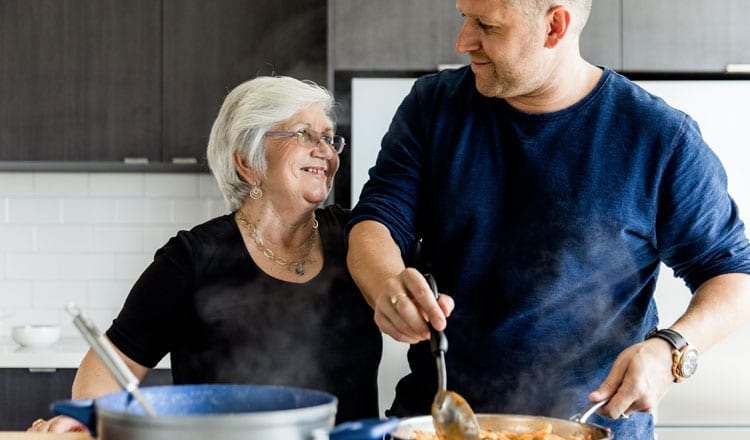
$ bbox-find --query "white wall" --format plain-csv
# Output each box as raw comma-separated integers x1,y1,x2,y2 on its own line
352,77,750,423
0,172,227,336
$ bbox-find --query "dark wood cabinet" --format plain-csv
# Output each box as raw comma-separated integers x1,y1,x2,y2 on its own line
0,0,327,166
161,0,327,165
0,0,161,162
0,368,172,431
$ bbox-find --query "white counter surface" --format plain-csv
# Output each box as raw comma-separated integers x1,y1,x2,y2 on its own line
0,336,169,370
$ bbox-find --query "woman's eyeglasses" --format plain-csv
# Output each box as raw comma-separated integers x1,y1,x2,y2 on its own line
264,128,346,154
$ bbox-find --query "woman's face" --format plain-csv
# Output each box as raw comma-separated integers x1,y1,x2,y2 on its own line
262,104,340,207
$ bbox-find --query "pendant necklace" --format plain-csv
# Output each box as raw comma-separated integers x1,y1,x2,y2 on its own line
236,209,318,276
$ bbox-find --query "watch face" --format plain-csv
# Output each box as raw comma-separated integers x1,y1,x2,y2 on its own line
680,348,699,378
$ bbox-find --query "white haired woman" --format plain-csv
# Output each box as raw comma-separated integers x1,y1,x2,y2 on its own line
29,76,382,433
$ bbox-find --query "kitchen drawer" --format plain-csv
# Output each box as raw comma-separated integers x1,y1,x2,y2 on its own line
0,368,172,431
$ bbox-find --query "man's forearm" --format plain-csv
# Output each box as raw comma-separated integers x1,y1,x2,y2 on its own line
347,220,406,308
672,272,750,353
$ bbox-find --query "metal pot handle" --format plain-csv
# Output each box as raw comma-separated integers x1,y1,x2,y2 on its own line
51,398,98,436
570,400,608,424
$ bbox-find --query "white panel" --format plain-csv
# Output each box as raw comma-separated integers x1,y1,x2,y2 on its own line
34,173,89,196
351,78,417,207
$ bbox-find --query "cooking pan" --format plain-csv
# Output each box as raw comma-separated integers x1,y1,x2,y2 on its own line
388,413,612,439
52,384,397,440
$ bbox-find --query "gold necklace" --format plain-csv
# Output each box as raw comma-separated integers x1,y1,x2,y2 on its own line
236,209,319,276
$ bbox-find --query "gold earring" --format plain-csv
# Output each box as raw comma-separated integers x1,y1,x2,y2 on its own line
249,185,263,200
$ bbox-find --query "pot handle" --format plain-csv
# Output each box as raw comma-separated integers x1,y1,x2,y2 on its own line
51,399,98,436
325,417,399,440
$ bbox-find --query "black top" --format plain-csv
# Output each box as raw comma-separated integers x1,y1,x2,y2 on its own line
106,205,382,422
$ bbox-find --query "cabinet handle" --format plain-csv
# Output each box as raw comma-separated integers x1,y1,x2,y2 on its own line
171,157,198,165
28,368,57,373
726,64,750,73
123,157,150,165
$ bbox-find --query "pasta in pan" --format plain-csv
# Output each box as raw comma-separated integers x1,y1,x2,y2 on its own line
413,423,592,440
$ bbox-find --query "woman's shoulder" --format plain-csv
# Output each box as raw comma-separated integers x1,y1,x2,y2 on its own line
157,213,238,262
315,204,350,230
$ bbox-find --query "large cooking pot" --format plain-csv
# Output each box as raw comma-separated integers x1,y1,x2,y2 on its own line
388,413,613,439
52,384,397,440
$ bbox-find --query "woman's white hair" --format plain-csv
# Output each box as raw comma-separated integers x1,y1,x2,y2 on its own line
207,76,335,211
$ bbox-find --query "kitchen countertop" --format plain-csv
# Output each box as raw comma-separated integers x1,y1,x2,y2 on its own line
0,434,91,440
0,336,169,370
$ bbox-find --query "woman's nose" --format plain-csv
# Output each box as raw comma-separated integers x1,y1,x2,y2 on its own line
312,139,334,159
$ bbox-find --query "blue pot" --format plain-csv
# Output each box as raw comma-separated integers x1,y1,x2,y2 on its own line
52,384,397,440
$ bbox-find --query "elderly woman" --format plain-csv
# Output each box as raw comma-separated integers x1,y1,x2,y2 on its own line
30,76,382,432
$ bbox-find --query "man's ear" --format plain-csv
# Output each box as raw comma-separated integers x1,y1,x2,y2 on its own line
233,151,258,185
544,5,571,49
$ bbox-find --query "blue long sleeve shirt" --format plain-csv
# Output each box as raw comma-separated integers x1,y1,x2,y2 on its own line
348,66,750,438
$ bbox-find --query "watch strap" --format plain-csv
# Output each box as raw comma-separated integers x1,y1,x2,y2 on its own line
646,328,688,350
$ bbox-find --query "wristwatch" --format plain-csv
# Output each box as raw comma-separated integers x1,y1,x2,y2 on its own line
646,328,698,382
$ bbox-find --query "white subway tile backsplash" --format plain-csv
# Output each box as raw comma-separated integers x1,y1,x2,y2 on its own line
88,281,131,308
115,254,152,281
0,174,34,196
0,171,218,330
116,199,172,225
198,174,222,197
32,281,88,308
90,173,144,197
58,254,116,280
142,226,181,254
173,199,211,225
208,198,230,218
34,173,89,195
7,198,62,224
0,226,34,251
0,282,33,307
63,198,118,224
91,227,144,252
145,174,199,198
36,226,91,252
5,253,59,280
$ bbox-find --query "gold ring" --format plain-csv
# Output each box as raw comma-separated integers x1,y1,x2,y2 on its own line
390,293,408,307
32,418,46,427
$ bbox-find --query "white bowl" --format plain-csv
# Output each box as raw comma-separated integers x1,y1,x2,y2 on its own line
11,324,61,348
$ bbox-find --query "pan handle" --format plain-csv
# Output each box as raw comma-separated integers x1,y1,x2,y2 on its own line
325,417,399,440
51,399,97,436
569,400,608,424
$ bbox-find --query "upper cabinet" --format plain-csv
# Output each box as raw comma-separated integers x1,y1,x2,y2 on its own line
622,0,750,71
0,0,161,162
332,0,466,71
161,0,326,165
0,0,326,165
332,0,750,73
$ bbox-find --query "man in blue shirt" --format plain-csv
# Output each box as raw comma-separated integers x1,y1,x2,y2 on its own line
347,0,750,438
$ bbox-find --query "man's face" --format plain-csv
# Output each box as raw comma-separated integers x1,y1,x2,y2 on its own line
455,0,550,99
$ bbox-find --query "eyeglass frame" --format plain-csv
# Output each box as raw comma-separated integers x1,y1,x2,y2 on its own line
264,128,346,154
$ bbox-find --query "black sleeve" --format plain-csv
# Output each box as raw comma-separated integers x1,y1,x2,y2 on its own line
106,234,195,368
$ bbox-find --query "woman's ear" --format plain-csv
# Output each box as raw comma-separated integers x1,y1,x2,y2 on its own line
233,151,258,185
544,5,571,49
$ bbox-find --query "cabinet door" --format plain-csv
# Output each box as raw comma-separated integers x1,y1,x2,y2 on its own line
0,0,161,161
580,0,622,70
332,0,465,70
0,368,172,431
161,0,327,164
623,0,750,71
